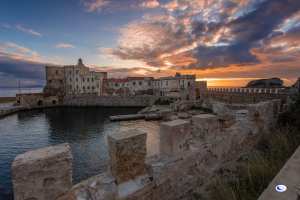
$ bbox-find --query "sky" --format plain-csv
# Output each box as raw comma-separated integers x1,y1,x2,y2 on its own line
0,0,300,88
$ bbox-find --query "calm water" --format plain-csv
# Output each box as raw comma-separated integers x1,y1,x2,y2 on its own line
0,107,162,199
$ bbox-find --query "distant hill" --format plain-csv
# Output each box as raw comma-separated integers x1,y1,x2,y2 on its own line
244,78,285,88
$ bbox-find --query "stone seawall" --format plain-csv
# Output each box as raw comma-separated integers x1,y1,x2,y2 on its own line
62,95,169,107
202,90,292,104
11,99,284,200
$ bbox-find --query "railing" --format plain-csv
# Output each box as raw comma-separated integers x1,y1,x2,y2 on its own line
205,88,297,94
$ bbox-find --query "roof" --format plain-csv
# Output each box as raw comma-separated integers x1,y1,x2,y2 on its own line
154,79,160,81
128,77,154,81
105,78,129,82
99,72,107,74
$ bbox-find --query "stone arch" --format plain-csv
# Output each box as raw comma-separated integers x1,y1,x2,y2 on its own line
38,100,43,106
195,88,200,99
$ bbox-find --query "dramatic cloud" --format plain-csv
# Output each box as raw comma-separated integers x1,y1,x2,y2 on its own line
111,0,300,78
16,25,43,37
140,0,159,9
83,0,110,12
55,43,75,48
162,0,179,12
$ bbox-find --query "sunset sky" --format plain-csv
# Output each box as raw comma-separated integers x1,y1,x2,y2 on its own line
0,0,300,88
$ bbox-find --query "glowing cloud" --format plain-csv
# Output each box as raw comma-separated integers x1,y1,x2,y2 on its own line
16,25,43,37
55,43,75,48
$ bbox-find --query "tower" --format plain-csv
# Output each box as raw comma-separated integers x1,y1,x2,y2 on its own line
78,58,82,65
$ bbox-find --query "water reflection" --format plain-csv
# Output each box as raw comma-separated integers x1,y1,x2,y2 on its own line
0,107,162,200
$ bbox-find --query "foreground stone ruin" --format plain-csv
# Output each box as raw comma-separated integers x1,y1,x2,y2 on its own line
12,99,285,200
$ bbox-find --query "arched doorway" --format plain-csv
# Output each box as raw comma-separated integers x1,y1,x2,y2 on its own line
195,88,200,99
38,100,43,105
52,100,56,105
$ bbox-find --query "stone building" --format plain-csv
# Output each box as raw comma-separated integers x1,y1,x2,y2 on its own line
44,59,206,100
45,58,107,96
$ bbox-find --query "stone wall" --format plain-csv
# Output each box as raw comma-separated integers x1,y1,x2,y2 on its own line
16,93,60,107
62,95,169,107
202,88,295,104
12,99,285,200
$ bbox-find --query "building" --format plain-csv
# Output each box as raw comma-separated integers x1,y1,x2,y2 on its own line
45,58,107,96
44,59,207,100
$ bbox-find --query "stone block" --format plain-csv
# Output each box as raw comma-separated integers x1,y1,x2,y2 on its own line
12,143,73,200
160,119,191,157
192,114,219,141
108,129,147,184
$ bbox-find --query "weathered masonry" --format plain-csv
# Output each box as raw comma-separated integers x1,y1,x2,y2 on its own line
201,87,297,104
12,98,284,199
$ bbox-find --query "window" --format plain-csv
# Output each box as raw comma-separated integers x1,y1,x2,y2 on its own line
179,80,180,85
55,70,58,75
126,83,129,86
76,78,78,81
166,81,168,86
115,83,118,86
60,80,62,83
161,81,162,86
133,81,136,85
83,78,85,82
107,84,109,86
70,71,71,74
188,82,190,86
139,82,142,85
122,83,125,86
77,85,78,89
88,86,90,89
92,78,94,82
70,85,72,89
49,80,52,83
88,78,89,82
92,86,94,89
83,86,85,89
148,81,151,86
76,70,78,74
70,78,72,81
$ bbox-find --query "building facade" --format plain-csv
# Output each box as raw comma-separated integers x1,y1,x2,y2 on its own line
45,59,207,99
45,59,107,96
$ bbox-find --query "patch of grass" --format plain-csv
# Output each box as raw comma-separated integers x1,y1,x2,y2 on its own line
0,97,15,104
154,98,174,105
190,126,300,200
190,105,213,113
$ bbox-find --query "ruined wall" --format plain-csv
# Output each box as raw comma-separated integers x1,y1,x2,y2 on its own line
12,99,285,200
16,93,59,107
